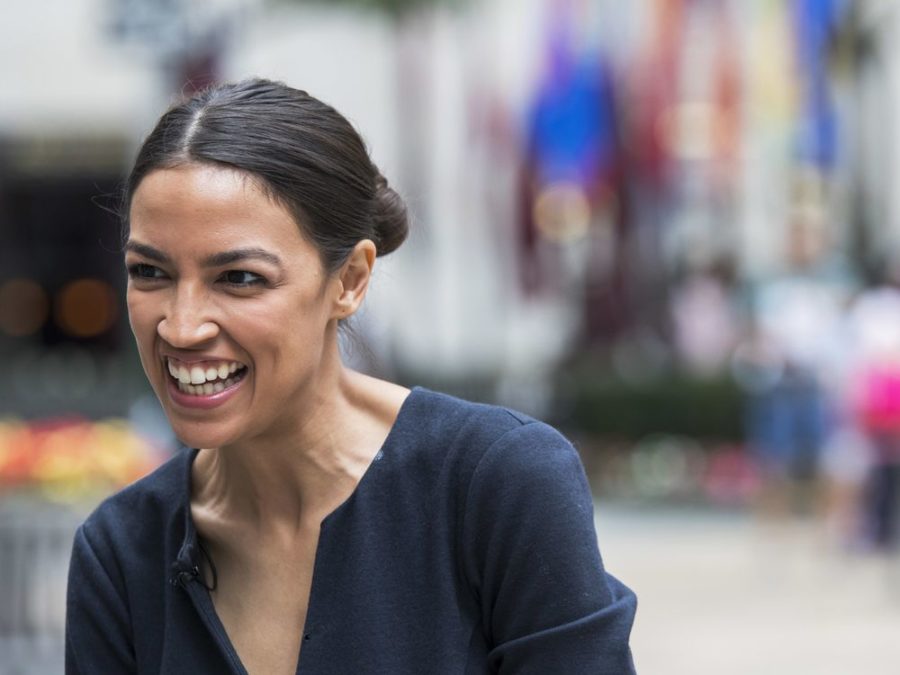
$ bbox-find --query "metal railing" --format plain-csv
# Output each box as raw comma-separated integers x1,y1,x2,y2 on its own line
0,499,82,675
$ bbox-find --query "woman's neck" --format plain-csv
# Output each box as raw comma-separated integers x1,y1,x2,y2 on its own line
191,367,409,536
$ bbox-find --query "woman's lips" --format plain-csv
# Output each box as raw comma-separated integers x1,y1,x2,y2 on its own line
165,367,247,410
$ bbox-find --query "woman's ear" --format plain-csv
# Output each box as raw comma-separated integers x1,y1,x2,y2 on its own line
333,239,376,318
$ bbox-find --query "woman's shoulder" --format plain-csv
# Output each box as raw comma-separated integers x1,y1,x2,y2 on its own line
77,448,193,547
401,387,579,472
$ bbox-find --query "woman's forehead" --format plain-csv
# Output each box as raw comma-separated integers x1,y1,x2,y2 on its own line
132,164,271,211
129,165,304,246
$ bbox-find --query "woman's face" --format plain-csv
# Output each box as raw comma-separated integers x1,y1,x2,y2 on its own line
126,164,342,450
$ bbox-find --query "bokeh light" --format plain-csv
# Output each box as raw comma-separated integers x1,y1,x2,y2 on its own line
54,279,118,338
532,182,591,242
0,278,49,337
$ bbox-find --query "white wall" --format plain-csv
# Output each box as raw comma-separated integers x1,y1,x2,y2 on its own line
0,0,162,136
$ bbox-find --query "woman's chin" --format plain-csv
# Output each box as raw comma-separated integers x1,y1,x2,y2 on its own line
170,423,238,451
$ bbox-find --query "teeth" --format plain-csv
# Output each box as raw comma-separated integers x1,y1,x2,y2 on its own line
169,358,245,389
175,365,245,395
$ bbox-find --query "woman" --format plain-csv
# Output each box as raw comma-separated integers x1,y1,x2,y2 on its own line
66,78,637,674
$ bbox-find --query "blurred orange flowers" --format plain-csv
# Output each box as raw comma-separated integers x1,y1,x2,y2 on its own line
0,418,166,503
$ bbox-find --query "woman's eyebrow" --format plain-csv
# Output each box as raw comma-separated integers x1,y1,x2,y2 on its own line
203,248,283,268
124,241,282,268
124,241,169,263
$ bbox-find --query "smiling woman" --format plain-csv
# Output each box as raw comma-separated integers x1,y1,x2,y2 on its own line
64,79,637,675
123,163,355,449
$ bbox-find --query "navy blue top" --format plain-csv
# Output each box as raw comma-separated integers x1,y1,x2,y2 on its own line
66,387,636,674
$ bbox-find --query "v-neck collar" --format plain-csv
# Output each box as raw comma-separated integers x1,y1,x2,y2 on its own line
171,386,426,575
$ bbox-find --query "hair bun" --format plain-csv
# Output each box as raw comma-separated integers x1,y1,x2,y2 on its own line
372,173,408,257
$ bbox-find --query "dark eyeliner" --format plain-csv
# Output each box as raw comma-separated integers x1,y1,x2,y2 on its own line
126,263,164,279
221,270,268,287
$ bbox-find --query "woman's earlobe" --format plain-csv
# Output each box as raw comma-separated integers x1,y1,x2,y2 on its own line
333,282,352,316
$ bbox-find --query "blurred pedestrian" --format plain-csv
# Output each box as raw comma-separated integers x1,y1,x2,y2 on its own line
846,264,900,549
744,200,855,516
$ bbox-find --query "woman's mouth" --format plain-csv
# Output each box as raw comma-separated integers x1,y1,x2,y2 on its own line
166,358,248,395
164,357,248,409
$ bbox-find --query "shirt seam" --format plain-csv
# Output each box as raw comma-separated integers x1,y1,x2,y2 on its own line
456,418,539,643
79,522,132,618
77,522,137,665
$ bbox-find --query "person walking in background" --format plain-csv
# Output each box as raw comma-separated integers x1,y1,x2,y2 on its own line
846,262,900,550
743,198,855,518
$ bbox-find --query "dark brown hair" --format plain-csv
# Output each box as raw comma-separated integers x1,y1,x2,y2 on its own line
124,78,408,272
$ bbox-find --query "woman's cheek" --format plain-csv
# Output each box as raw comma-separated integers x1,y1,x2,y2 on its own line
126,297,161,376
127,291,162,329
125,290,147,329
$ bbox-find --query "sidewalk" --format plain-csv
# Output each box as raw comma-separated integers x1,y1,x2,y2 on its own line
595,504,900,675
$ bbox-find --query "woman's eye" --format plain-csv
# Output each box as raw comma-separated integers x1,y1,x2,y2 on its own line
221,270,266,287
127,263,165,280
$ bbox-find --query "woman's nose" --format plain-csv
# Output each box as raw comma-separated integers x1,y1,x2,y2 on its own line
156,291,219,347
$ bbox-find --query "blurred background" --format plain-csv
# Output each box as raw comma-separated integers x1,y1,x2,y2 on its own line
2,0,900,672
